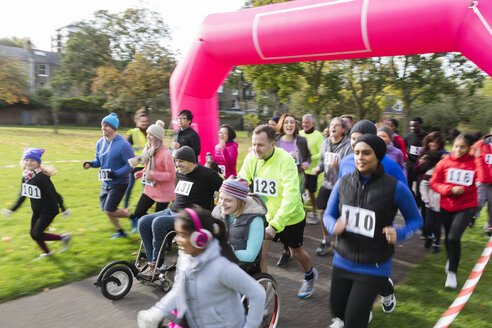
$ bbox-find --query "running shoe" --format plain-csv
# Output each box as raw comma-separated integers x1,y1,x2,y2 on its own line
432,242,441,254
381,278,396,313
110,231,128,239
298,268,318,299
130,217,139,234
306,213,319,225
424,234,434,249
445,272,457,289
276,251,291,267
60,233,71,252
35,251,54,260
316,241,328,256
328,317,344,328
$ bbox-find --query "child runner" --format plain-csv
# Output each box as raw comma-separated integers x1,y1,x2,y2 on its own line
137,206,266,328
430,134,478,289
2,148,71,259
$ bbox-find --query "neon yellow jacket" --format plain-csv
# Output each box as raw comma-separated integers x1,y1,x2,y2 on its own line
127,128,147,167
299,130,324,175
238,147,305,232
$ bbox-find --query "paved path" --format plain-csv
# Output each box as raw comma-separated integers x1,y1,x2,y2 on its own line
0,217,428,328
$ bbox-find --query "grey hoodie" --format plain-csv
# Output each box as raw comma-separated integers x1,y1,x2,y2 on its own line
318,135,352,189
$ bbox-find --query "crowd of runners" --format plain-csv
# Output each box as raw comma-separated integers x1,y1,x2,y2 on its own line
3,107,491,328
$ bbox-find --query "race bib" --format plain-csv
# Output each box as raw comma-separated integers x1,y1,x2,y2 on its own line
175,181,193,196
98,169,112,181
141,172,155,187
21,183,41,199
218,165,226,175
253,177,278,197
324,152,340,167
409,145,422,156
446,168,474,186
341,204,376,238
485,154,492,165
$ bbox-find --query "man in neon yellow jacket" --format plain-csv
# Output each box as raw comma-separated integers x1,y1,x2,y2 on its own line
239,124,318,299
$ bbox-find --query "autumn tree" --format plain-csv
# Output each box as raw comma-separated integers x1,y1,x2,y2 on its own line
0,56,28,104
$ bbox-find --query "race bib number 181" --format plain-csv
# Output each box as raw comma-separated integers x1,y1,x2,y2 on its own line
446,168,474,186
21,183,41,199
341,204,376,238
253,177,278,197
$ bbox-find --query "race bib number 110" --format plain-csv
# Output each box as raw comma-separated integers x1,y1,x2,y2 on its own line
253,177,278,197
341,204,376,238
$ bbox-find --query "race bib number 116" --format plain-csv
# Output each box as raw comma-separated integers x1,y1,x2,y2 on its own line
446,168,474,186
341,204,376,238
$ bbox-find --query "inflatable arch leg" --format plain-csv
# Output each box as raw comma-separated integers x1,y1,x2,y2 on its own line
170,0,492,163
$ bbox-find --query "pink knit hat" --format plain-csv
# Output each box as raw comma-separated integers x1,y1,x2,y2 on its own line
219,176,249,202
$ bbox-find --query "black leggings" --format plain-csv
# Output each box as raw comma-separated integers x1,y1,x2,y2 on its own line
131,193,169,220
331,267,387,328
424,207,442,242
30,212,61,253
442,208,473,273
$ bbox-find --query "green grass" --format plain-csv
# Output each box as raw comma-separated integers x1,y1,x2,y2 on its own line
0,126,491,328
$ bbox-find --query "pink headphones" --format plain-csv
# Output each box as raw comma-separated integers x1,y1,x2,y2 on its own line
184,208,212,249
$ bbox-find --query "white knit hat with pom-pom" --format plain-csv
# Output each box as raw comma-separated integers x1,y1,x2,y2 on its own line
146,120,166,140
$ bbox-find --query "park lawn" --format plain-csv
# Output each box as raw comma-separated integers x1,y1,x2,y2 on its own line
0,126,491,328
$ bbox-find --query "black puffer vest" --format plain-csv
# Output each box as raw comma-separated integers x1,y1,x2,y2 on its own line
335,164,398,264
212,194,267,270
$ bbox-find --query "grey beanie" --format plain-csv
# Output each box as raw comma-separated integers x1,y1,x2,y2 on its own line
350,119,377,136
175,146,196,163
354,134,387,161
377,126,393,140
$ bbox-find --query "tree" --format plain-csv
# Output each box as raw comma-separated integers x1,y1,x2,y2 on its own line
0,56,28,104
51,24,111,96
387,54,485,134
0,37,32,48
92,8,171,68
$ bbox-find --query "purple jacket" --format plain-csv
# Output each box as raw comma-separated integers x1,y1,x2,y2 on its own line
386,143,407,178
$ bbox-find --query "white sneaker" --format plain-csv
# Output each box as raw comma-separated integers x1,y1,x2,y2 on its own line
298,268,318,299
35,251,54,260
306,214,319,225
329,317,344,328
60,234,71,252
445,272,457,289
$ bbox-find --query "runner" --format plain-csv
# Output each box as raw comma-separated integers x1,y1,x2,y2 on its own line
172,109,201,160
472,128,492,236
299,114,324,225
128,120,175,233
324,135,422,328
385,118,408,161
239,124,318,299
123,108,149,209
2,148,71,259
137,206,266,328
212,176,266,274
430,134,478,288
377,126,407,178
311,117,352,256
213,124,238,178
83,113,134,238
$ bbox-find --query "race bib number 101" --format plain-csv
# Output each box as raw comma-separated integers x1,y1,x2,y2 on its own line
341,204,376,238
21,183,41,199
98,169,112,181
446,168,474,186
253,177,278,197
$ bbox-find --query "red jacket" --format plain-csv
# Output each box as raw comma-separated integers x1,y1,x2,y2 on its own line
214,141,238,178
393,134,408,162
430,153,477,212
473,135,492,184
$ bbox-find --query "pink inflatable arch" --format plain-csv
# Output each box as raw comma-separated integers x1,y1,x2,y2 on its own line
170,0,492,163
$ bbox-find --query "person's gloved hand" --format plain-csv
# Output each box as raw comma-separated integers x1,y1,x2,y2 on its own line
137,307,163,328
107,171,116,179
83,161,92,169
62,209,71,217
2,208,12,217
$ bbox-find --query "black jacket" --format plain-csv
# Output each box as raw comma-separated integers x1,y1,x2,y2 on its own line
335,164,397,264
174,127,201,160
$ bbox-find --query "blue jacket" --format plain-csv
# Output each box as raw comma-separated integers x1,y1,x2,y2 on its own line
91,134,134,186
338,153,407,185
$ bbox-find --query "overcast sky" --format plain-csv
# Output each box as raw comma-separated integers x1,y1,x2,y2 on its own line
0,0,245,59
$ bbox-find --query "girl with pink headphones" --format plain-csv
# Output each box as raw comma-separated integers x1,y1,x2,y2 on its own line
137,206,266,328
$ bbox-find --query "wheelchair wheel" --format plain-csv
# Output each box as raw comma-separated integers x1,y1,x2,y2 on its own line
253,272,280,328
100,265,133,300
